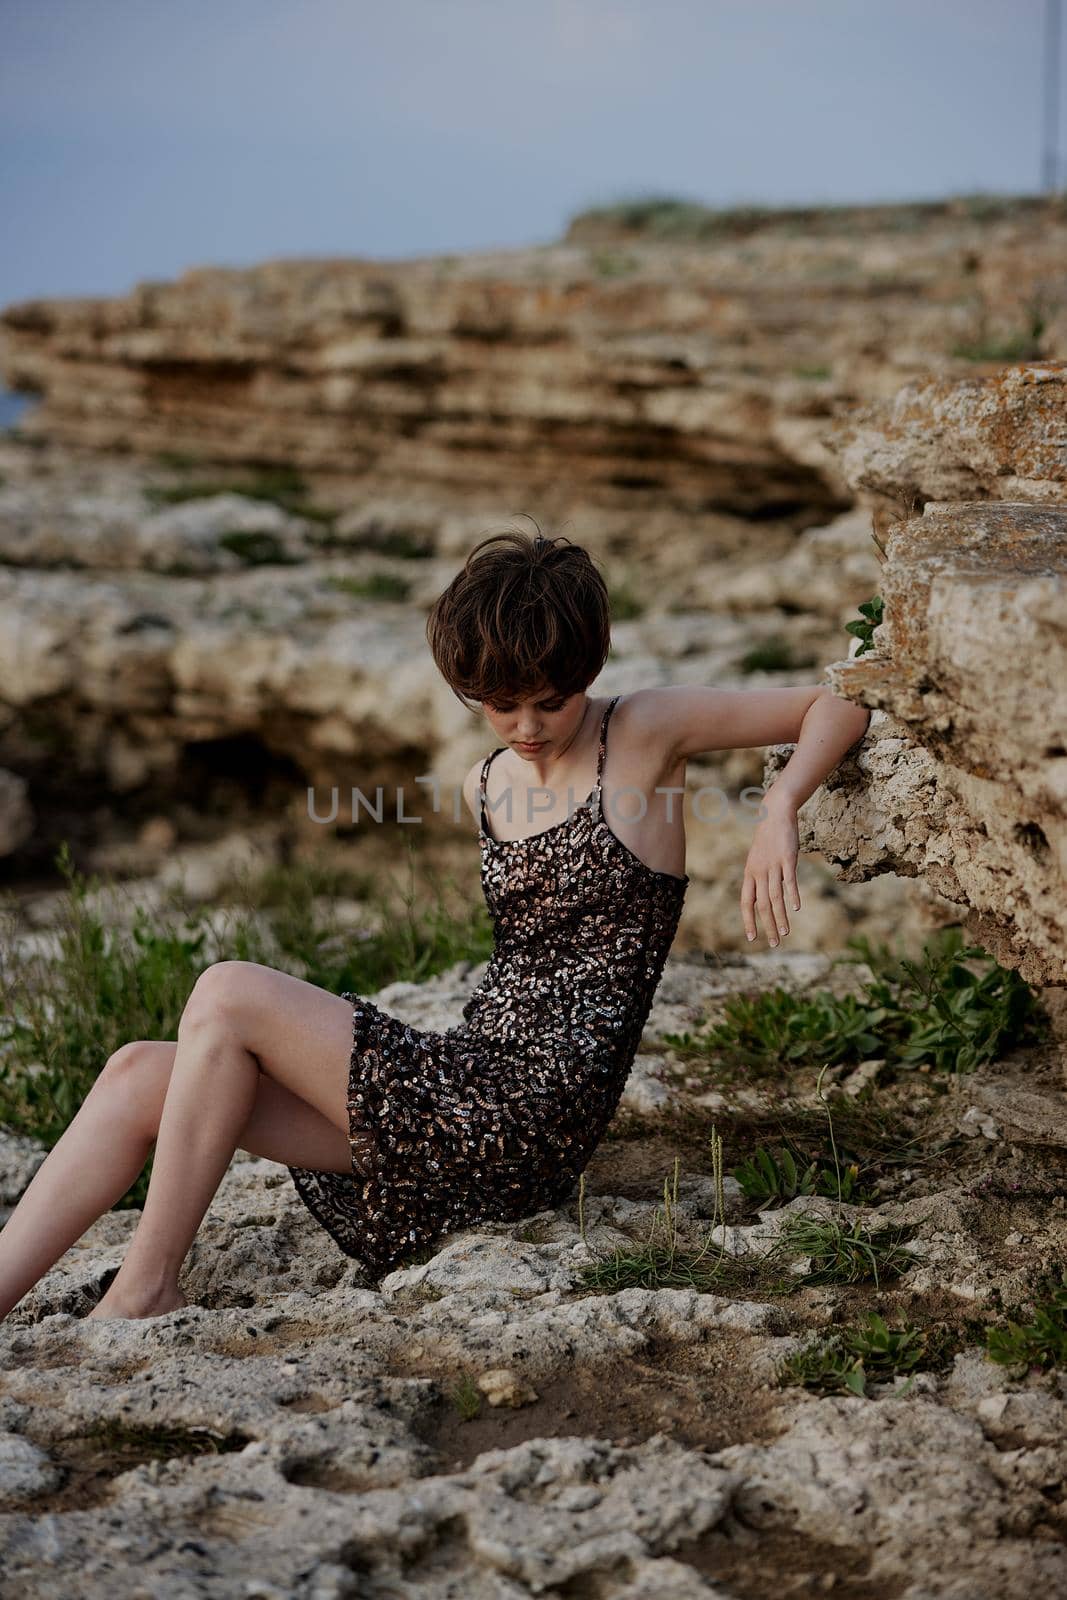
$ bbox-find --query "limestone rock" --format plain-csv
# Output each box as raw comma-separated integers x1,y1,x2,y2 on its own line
827,361,1067,509
783,499,1067,984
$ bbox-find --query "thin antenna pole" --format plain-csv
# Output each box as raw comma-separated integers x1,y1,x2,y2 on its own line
1044,0,1062,193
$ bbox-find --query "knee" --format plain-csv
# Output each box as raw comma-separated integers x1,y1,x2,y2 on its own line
101,1039,159,1083
180,960,255,1036
98,1041,170,1135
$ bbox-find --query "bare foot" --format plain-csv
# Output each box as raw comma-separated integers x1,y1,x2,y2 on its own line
86,1285,188,1321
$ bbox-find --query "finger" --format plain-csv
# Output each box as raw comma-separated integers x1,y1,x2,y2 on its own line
755,881,775,946
769,877,790,941
741,876,757,940
787,868,801,912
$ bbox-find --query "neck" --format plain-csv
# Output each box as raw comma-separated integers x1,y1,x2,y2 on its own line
522,695,592,786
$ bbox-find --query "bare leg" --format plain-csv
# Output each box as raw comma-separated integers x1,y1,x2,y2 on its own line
0,1043,160,1321
87,962,357,1318
0,965,359,1321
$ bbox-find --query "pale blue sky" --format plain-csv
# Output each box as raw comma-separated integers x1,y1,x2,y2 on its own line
0,0,1059,313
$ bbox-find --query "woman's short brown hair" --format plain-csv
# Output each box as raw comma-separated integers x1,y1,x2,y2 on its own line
425,523,611,711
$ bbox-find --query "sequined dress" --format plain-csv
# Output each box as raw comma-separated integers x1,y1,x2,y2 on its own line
286,694,689,1279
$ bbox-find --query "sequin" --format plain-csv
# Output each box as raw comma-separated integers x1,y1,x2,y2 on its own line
286,694,688,1279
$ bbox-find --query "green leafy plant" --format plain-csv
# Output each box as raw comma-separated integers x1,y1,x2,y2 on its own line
733,1144,818,1203
664,926,1047,1079
665,986,889,1077
984,1267,1067,1375
844,928,1045,1076
844,596,884,656
778,1312,931,1396
732,1143,867,1207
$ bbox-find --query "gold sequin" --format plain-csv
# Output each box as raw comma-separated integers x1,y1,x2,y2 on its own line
287,694,688,1279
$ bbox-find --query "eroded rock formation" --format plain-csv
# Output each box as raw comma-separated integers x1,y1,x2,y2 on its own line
2,196,1063,523
790,367,1067,984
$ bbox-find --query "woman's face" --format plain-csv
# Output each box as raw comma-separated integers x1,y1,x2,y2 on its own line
481,686,587,757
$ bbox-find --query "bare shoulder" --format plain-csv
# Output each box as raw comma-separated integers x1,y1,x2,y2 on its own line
461,756,484,827
614,688,678,758
612,689,684,786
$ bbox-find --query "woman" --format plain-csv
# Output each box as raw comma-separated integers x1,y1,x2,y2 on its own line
0,528,869,1319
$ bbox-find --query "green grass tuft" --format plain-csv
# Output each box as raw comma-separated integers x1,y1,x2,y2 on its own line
663,926,1047,1080
772,1211,916,1289
447,1373,484,1420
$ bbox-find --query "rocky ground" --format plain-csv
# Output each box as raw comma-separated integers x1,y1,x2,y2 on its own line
2,949,1066,1599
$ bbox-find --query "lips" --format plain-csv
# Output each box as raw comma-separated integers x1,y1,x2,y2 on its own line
517,741,545,751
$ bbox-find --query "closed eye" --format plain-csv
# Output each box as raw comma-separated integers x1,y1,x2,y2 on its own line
491,699,565,713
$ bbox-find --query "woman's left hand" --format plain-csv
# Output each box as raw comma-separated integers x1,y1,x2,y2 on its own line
740,797,801,947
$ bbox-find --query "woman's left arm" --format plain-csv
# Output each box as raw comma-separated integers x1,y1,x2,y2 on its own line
741,691,871,947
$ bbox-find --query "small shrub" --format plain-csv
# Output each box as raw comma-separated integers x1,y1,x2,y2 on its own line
588,249,640,277
778,1312,933,1396
984,1266,1067,1375
325,528,432,560
949,298,1050,363
845,928,1048,1076
568,194,778,241
144,466,337,525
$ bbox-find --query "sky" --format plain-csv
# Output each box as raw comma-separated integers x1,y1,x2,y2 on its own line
0,0,1061,317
